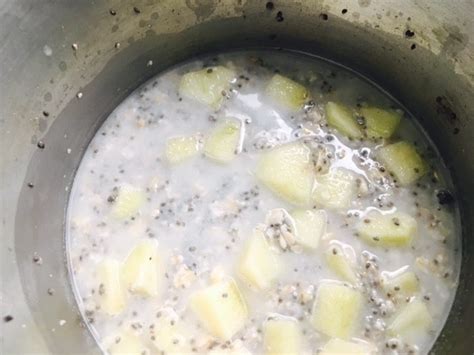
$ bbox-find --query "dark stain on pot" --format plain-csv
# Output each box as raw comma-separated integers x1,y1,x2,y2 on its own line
43,92,52,102
437,190,455,205
150,12,159,20
139,20,147,28
275,11,284,22
405,29,415,38
439,25,468,57
269,34,277,40
59,61,67,72
319,13,328,21
185,0,217,21
358,0,371,7
435,96,458,125
111,24,119,33
38,117,48,132
265,2,274,11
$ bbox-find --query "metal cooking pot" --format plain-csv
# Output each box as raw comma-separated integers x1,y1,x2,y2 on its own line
1,0,473,353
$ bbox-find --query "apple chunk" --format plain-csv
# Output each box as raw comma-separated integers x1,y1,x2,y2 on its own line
165,135,200,164
190,279,248,340
382,271,419,296
311,282,362,339
291,209,326,249
377,141,429,185
264,318,302,355
325,243,358,284
326,101,363,139
360,106,401,139
150,311,191,353
112,185,145,219
179,66,236,109
237,229,281,290
356,211,417,247
388,299,432,338
122,239,162,297
97,259,126,316
266,74,309,110
312,168,357,210
204,118,242,163
256,142,315,206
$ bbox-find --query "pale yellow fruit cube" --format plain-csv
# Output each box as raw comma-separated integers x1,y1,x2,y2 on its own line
112,185,145,219
97,259,126,316
179,66,236,109
360,106,401,139
320,338,374,355
291,209,326,249
209,344,251,355
256,142,315,206
382,271,419,296
108,331,148,355
237,229,281,290
388,299,432,337
325,244,358,284
377,142,429,185
150,312,191,353
122,239,162,297
357,211,417,247
311,282,362,339
190,279,248,340
326,102,363,139
263,318,302,355
266,74,309,110
312,168,357,210
204,118,242,163
165,135,200,164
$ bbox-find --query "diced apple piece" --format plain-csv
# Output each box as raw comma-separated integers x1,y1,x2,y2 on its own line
237,229,281,290
360,106,401,139
150,312,191,353
179,66,236,109
122,239,162,297
108,331,148,355
97,259,126,316
326,102,363,139
112,185,145,219
388,299,432,337
383,271,419,296
325,244,358,284
356,211,417,247
291,209,326,249
312,168,357,210
190,279,248,340
204,118,242,163
320,338,374,355
165,135,200,164
377,142,429,185
266,74,309,110
311,282,362,339
264,318,302,355
256,142,315,206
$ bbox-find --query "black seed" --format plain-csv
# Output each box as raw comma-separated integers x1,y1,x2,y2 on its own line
42,111,49,117
27,182,34,188
109,9,117,16
437,190,454,205
405,29,415,38
275,11,284,22
37,141,45,149
133,6,141,14
319,13,328,20
411,43,417,50
265,2,274,10
341,8,348,14
3,315,13,323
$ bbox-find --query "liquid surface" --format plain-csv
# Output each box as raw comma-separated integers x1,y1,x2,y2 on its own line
67,51,460,354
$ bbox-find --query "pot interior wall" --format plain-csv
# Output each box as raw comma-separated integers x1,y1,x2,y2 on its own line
4,1,473,354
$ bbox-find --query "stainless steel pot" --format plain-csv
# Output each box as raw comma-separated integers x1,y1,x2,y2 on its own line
1,0,473,353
